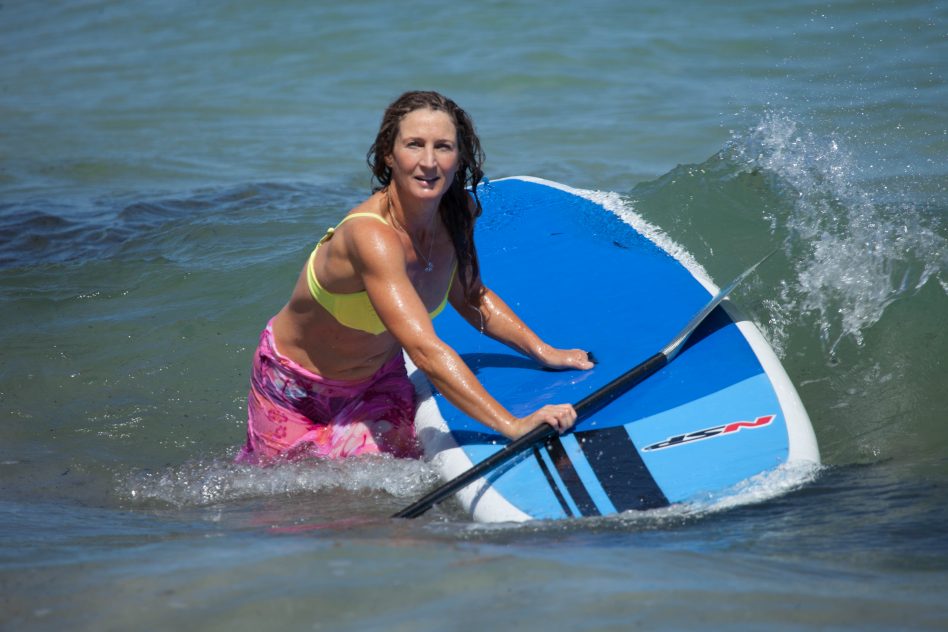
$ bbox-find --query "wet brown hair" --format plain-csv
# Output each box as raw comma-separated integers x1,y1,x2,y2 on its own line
367,91,486,309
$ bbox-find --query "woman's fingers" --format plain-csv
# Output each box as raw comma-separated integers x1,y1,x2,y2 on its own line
518,403,578,436
541,348,596,371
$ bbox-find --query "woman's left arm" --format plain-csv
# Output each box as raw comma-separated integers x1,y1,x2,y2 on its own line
449,277,595,371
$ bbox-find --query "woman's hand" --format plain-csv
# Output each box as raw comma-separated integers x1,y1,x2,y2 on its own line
535,346,596,371
510,403,578,439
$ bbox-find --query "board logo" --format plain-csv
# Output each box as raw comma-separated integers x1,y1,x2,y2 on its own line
642,414,776,452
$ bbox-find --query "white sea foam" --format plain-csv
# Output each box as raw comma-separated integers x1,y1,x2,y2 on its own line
446,460,823,536
684,460,822,514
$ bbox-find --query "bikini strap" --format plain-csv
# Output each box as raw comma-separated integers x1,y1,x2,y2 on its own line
337,212,390,227
318,212,390,245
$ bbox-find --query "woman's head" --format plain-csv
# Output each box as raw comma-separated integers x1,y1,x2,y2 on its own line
367,91,485,195
368,91,487,308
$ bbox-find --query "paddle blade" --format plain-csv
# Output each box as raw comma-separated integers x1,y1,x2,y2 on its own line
661,249,776,360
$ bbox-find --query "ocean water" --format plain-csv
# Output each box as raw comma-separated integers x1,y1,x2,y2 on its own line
1,0,946,629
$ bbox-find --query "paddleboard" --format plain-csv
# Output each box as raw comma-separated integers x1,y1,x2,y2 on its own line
409,176,819,522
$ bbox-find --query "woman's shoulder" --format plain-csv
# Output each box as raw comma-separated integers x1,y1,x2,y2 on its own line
333,196,388,235
339,193,389,226
336,198,402,263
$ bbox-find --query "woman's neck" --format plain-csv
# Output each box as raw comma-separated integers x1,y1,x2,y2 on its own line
385,185,440,238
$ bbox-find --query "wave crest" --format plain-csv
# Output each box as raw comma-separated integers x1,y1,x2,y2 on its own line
726,111,946,356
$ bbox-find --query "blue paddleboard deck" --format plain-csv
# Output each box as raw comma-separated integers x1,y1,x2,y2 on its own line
411,176,819,522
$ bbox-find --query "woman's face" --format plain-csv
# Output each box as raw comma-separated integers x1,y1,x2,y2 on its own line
385,108,459,204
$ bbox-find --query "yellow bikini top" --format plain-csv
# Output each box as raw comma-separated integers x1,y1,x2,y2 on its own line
306,213,455,335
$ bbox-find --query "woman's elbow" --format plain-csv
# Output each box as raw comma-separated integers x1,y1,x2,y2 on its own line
402,336,450,375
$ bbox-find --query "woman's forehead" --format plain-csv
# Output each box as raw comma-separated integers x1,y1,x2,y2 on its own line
397,108,456,137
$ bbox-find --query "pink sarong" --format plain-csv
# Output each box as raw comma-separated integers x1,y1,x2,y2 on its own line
236,321,420,463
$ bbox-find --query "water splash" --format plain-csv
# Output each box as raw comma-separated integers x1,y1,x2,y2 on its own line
121,455,439,508
726,111,946,357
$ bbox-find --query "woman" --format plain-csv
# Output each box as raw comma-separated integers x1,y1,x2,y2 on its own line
237,91,593,463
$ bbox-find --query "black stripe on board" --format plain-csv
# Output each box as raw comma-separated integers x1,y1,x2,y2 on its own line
544,436,601,517
532,446,574,518
575,426,670,511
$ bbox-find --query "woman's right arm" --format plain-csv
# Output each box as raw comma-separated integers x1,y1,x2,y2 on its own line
396,321,577,439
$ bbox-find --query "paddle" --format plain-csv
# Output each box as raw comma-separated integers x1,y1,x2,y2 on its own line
393,251,777,519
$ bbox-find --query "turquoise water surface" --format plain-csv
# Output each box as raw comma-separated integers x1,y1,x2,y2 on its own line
2,1,946,630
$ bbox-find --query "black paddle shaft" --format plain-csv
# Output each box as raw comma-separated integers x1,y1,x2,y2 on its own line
392,352,667,519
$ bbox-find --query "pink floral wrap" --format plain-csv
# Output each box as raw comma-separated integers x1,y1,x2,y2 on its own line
236,321,420,463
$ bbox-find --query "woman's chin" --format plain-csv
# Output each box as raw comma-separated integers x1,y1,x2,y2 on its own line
410,180,447,199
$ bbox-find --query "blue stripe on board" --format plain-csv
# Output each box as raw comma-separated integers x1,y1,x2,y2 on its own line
535,444,581,517
544,436,600,517
532,446,574,518
556,434,618,515
575,426,670,511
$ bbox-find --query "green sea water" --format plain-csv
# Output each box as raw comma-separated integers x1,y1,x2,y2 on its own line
1,1,946,630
